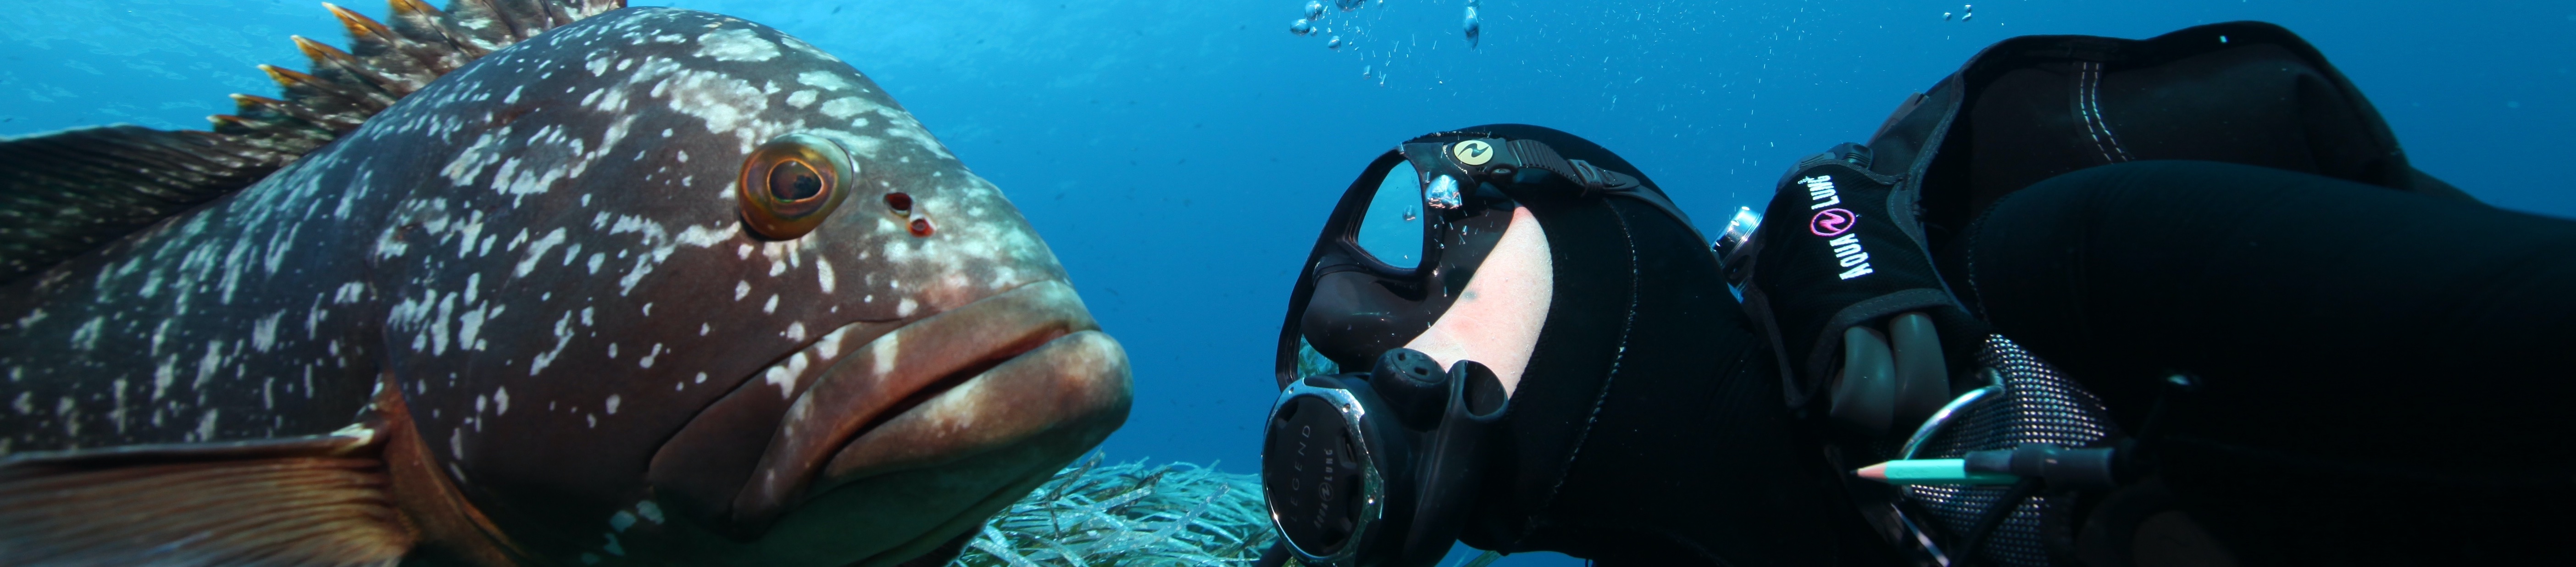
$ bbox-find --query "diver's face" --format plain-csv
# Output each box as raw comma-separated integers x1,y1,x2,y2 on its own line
1395,207,1551,396
1300,204,1553,396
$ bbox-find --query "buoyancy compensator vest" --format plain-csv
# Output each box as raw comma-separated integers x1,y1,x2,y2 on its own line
1732,21,2476,567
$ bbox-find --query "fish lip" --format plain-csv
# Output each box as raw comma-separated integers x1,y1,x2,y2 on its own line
816,328,1128,484
727,279,1125,528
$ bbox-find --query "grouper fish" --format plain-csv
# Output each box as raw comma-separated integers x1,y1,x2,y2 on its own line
0,1,1133,566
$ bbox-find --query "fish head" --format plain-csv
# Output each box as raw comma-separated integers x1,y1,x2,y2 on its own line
342,7,1130,565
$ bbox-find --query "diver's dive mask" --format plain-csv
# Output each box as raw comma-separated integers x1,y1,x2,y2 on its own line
1326,135,1647,276
1263,348,1508,567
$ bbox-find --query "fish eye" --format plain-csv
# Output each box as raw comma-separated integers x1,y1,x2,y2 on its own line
768,161,823,201
738,133,857,239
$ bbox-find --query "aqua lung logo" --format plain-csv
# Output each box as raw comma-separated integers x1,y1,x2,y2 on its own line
1452,140,1494,165
1810,209,1856,236
1799,175,1874,280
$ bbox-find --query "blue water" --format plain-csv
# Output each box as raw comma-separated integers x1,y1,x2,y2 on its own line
5,0,2569,565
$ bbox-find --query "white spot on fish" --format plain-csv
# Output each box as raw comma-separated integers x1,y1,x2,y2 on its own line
816,258,836,294
606,394,621,415
812,328,849,361
694,28,780,61
530,311,577,376
194,408,219,442
763,295,779,314
871,330,900,376
764,352,811,399
68,317,104,351
797,71,855,91
677,224,732,248
516,228,570,277
819,97,882,120
735,281,752,300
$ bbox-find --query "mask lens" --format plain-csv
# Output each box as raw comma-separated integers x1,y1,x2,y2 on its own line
1355,160,1426,269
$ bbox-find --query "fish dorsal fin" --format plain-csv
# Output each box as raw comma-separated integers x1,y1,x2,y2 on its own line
0,429,410,567
0,0,623,286
0,126,295,284
213,0,628,155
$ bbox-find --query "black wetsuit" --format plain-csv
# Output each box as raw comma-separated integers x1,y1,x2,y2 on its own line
1462,159,2576,567
1959,160,2576,565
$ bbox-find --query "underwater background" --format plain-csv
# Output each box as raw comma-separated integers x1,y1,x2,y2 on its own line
4,0,2568,564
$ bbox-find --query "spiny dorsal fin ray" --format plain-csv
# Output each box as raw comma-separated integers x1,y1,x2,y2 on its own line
0,0,623,286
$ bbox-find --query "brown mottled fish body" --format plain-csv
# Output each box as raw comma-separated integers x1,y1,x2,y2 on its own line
0,3,1132,567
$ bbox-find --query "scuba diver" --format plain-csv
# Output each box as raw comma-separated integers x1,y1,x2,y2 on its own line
1255,21,2576,567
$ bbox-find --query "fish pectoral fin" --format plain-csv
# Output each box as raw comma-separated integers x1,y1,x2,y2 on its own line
0,430,412,567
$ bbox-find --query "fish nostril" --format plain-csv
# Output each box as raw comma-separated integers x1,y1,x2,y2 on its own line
909,217,934,236
884,192,912,213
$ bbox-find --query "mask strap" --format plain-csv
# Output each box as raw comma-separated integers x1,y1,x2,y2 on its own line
1499,139,1642,194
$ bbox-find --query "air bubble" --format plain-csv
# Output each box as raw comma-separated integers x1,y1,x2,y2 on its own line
1326,36,1343,50
1290,18,1315,36
1462,5,1481,48
1304,0,1324,20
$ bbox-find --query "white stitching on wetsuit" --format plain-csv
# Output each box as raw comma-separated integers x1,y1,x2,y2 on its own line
2077,62,2135,164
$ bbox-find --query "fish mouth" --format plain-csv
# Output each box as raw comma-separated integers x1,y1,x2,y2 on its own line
728,279,1132,531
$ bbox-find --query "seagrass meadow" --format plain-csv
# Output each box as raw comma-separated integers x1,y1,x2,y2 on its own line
947,456,1273,567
